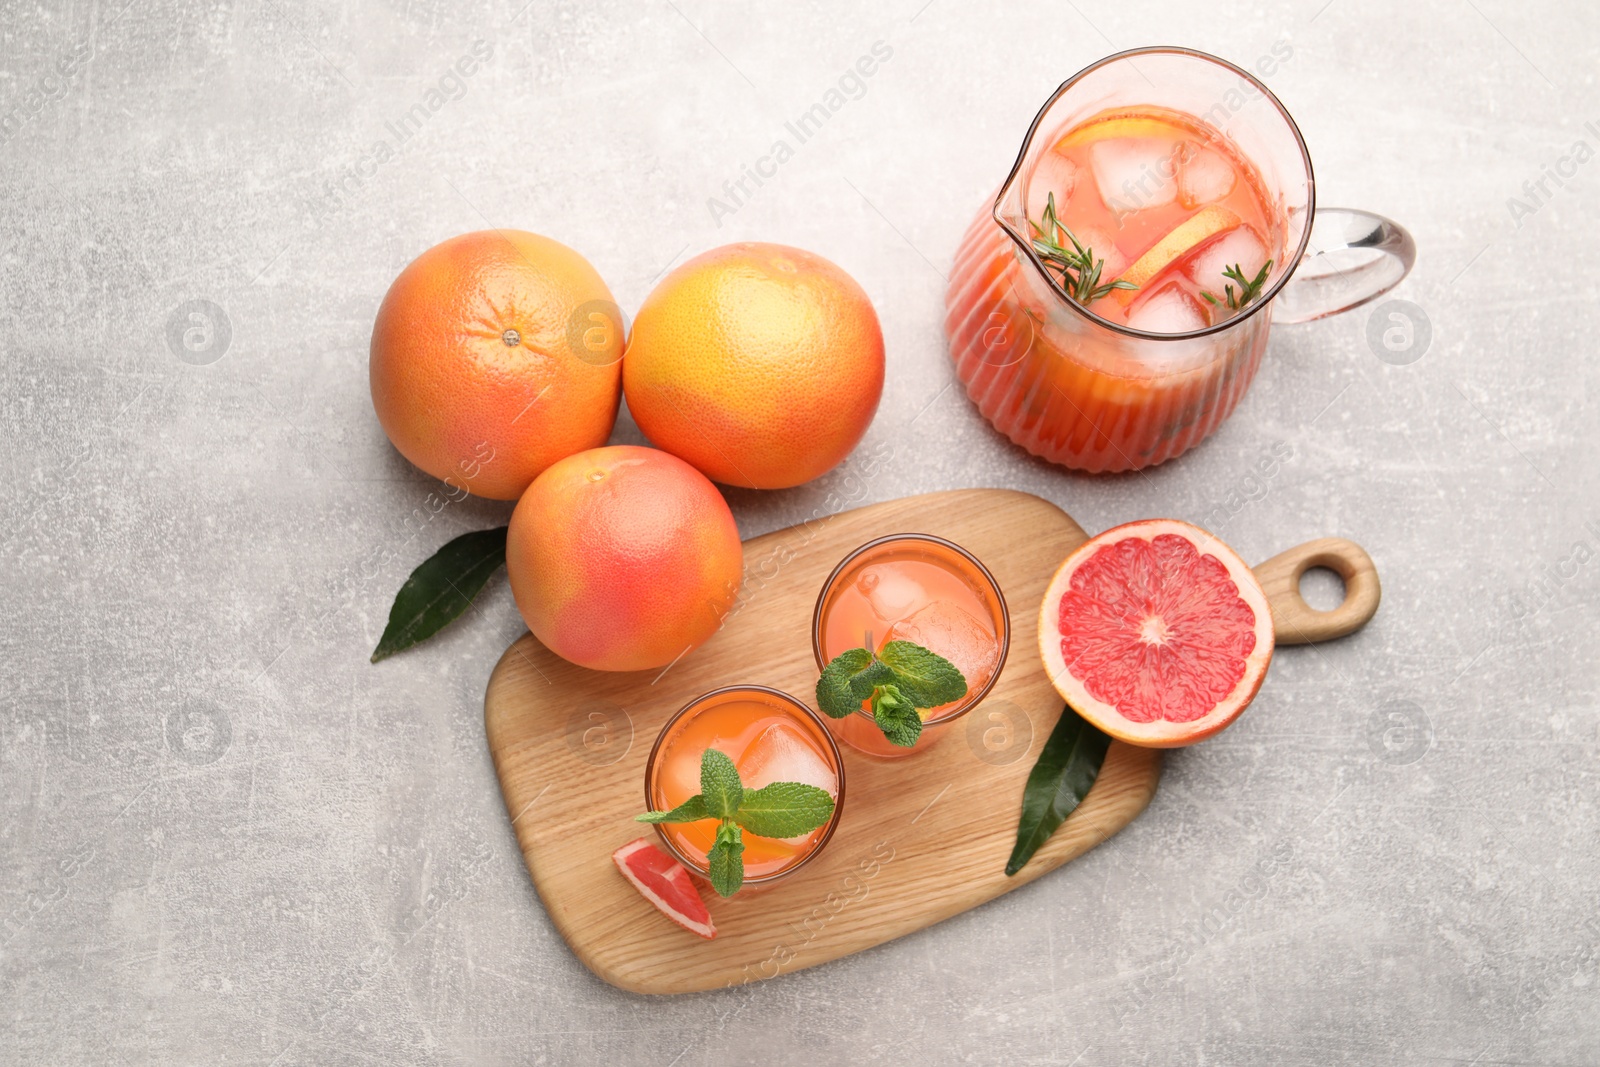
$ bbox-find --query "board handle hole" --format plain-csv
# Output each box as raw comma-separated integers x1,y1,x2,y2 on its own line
1297,565,1348,613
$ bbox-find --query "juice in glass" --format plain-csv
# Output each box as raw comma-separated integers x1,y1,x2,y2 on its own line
812,534,1009,758
644,685,844,885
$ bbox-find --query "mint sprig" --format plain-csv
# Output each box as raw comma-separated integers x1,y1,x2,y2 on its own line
636,748,835,897
816,639,968,747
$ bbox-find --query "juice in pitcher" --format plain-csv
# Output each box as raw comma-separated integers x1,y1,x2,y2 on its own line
947,94,1291,472
1029,106,1279,333
947,45,1414,470
943,48,1344,473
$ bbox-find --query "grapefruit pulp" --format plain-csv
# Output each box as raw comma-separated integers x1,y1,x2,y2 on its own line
612,838,716,939
1038,519,1274,747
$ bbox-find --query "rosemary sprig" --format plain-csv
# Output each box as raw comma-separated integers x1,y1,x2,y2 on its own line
1200,260,1274,311
1029,192,1139,305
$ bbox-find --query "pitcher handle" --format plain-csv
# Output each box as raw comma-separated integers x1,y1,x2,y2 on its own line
1271,208,1416,325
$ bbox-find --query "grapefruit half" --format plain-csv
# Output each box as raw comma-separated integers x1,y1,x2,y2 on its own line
1038,520,1274,747
612,837,717,939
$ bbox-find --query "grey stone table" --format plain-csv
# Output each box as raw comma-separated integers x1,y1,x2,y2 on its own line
4,1,1596,1063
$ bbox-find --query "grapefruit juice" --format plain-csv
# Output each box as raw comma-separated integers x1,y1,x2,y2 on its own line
813,535,1009,758
946,102,1290,471
1032,106,1279,331
645,686,843,883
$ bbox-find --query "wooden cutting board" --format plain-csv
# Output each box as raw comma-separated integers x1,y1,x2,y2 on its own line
484,489,1379,994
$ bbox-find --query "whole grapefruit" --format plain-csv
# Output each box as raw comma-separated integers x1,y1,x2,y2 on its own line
1039,519,1275,747
506,445,743,672
622,242,884,489
370,230,623,500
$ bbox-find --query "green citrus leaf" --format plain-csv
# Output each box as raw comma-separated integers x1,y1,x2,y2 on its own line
699,748,743,819
734,782,835,839
872,684,923,747
708,820,744,897
635,794,710,824
878,640,968,708
370,526,508,663
1006,703,1111,876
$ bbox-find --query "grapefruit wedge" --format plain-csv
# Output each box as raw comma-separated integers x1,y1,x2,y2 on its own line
1038,520,1274,747
612,837,717,939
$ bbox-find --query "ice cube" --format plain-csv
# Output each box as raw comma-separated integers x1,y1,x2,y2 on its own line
1025,150,1078,221
1068,224,1128,281
1184,225,1269,295
1177,148,1236,208
884,601,999,697
1126,283,1210,334
738,722,838,795
737,722,837,844
1090,138,1180,214
855,565,927,626
662,739,720,806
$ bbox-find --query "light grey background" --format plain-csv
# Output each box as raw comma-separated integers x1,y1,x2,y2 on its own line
4,1,1597,1064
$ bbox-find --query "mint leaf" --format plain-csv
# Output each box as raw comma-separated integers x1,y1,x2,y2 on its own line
734,782,835,839
635,794,710,824
1005,703,1111,876
849,659,894,700
878,640,968,708
819,639,968,746
872,684,923,747
816,647,891,717
371,526,507,662
699,748,743,819
708,820,745,897
816,649,866,717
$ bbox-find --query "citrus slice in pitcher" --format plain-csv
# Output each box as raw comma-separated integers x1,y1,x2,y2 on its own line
1114,204,1240,306
1053,112,1184,150
1038,519,1274,747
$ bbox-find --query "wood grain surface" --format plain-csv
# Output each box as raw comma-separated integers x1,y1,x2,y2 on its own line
484,490,1377,994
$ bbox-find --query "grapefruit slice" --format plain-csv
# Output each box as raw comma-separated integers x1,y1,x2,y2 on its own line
612,837,717,939
1113,205,1240,306
1038,520,1274,747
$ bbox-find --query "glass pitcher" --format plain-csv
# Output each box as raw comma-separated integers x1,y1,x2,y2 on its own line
945,46,1415,472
